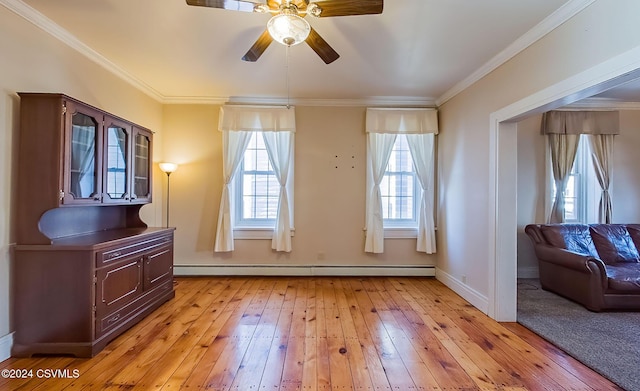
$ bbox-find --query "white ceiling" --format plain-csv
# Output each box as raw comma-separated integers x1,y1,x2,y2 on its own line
13,0,584,104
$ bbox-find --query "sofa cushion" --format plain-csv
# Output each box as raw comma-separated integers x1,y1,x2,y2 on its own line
590,224,640,265
606,263,640,291
625,224,640,250
540,224,599,257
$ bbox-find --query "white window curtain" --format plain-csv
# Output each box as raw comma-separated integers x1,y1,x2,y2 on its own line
365,108,439,253
215,105,296,252
262,130,294,252
543,111,618,223
365,132,397,253
406,133,436,253
214,130,252,252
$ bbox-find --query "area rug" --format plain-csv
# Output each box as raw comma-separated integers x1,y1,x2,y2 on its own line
517,279,640,391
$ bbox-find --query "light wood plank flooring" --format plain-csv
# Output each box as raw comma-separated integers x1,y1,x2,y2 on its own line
0,277,622,390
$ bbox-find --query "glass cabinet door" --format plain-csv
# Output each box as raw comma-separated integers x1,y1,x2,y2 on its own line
103,117,131,203
132,127,152,203
63,101,103,204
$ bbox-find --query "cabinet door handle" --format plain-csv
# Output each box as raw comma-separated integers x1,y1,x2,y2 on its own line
107,314,121,324
108,252,121,259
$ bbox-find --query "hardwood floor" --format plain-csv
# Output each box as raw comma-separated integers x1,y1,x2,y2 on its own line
0,277,622,390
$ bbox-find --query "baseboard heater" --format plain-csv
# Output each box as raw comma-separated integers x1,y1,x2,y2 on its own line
174,264,435,277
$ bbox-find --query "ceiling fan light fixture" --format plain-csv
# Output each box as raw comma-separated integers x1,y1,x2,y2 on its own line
267,13,310,46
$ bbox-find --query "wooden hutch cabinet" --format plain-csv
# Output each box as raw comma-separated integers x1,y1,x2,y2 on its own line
12,93,175,357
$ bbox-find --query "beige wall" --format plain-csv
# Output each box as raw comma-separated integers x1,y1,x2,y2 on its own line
438,0,640,299
162,104,437,268
0,6,163,342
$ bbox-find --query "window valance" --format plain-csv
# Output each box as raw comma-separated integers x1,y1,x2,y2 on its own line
542,110,619,135
219,105,296,132
366,108,438,134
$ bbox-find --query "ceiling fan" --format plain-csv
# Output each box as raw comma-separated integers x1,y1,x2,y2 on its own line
185,0,384,64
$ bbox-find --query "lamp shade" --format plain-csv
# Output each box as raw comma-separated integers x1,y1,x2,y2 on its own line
159,162,178,174
267,13,310,46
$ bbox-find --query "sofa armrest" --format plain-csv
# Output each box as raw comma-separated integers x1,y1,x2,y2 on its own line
534,245,602,273
535,244,608,291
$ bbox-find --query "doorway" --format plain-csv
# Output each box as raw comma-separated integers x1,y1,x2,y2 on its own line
488,46,640,321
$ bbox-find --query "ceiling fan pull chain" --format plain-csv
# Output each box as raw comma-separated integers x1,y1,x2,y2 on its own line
286,45,291,109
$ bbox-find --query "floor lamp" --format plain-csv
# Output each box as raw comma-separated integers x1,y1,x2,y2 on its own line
159,162,178,228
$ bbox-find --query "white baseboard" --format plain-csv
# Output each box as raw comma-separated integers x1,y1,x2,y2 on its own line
517,266,539,279
174,264,436,277
0,332,13,362
435,268,489,314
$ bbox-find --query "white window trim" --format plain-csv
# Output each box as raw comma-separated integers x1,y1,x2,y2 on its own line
384,227,418,239
234,227,296,240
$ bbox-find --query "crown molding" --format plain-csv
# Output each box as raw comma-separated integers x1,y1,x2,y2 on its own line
225,96,436,107
435,0,596,106
161,95,436,107
1,0,165,101
562,97,640,110
161,95,230,105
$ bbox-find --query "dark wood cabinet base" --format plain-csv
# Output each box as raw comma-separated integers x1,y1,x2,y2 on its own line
11,287,174,358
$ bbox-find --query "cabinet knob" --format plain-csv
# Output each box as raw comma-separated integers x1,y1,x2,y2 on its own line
107,314,121,324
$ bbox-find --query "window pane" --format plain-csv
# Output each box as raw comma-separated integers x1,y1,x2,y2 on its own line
255,149,271,171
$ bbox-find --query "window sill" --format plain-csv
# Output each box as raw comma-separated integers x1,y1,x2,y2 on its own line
384,227,418,239
234,228,295,240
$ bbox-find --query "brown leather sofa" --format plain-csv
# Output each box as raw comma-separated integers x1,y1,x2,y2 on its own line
525,223,640,311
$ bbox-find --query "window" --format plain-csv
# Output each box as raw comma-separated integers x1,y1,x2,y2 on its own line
380,134,419,228
551,135,599,223
215,105,296,252
364,108,438,254
232,131,294,238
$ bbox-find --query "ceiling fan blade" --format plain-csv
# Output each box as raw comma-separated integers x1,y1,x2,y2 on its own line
185,0,259,12
306,28,339,64
242,29,273,62
312,0,383,17
292,0,309,11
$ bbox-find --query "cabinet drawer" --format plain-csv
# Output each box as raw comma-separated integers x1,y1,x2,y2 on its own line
96,235,172,267
96,257,143,317
144,244,174,291
95,279,173,338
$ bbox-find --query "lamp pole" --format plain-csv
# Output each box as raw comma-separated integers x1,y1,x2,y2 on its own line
159,162,178,228
165,171,171,228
